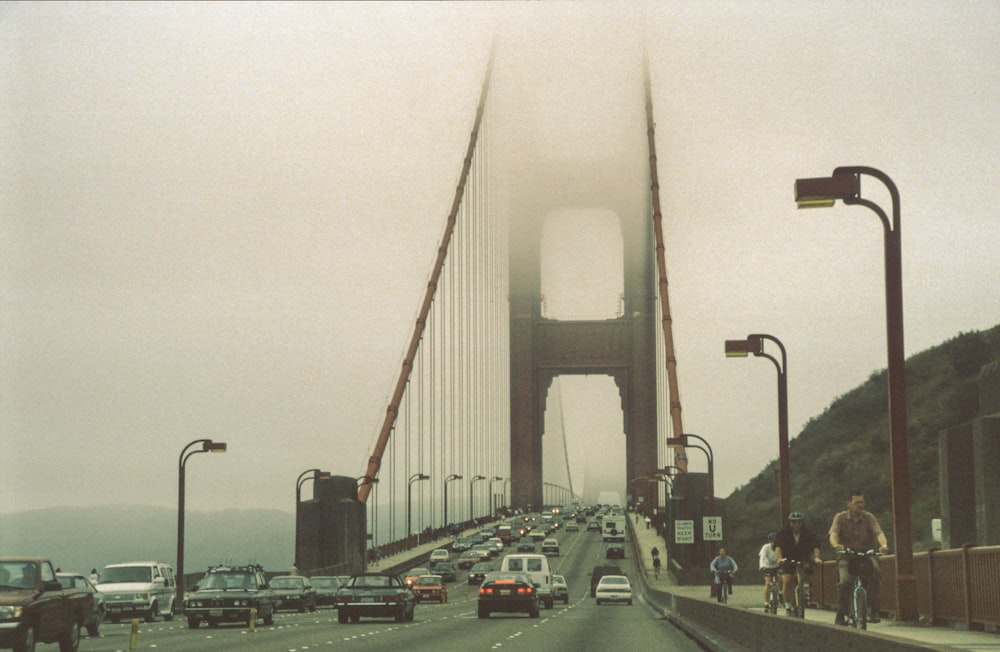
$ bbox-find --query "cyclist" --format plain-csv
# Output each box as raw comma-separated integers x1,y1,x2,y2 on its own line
774,511,822,616
709,547,738,601
829,490,889,625
758,532,780,611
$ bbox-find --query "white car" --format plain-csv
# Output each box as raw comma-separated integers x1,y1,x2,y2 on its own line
429,548,450,564
595,575,633,605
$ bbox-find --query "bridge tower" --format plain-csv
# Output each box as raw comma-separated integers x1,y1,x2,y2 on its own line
508,156,659,512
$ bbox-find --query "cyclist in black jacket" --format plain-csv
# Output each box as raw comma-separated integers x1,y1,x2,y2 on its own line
774,511,822,615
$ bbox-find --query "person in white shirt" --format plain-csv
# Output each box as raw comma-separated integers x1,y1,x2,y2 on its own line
758,532,780,610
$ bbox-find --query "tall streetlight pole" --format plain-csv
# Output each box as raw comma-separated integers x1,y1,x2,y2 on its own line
794,166,915,622
488,476,503,518
177,438,227,612
503,477,511,514
407,473,429,538
443,474,462,531
667,434,714,514
469,475,486,524
725,333,789,524
295,469,330,569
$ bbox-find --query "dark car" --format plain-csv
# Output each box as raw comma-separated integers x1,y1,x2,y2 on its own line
477,572,539,619
589,564,623,597
270,575,317,612
184,565,276,628
516,539,535,552
335,573,416,624
310,576,344,608
57,572,105,637
606,544,626,559
467,562,492,586
430,561,457,583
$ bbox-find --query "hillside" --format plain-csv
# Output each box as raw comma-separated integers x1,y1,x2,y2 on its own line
720,324,1000,580
0,505,294,574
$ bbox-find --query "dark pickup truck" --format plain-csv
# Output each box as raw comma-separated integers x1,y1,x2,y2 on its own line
0,558,92,652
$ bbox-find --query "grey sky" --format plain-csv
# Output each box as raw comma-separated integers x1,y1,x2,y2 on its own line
3,2,998,515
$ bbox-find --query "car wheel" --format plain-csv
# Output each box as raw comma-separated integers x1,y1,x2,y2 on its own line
58,620,80,652
206,618,219,628
263,607,274,626
350,615,360,623
394,606,405,623
298,603,306,613
406,606,415,622
545,598,553,609
338,611,348,624
529,605,539,618
187,617,200,629
14,624,35,652
86,615,100,638
478,606,489,619
144,602,157,623
440,595,446,604
109,615,120,625
596,599,602,605
628,599,633,606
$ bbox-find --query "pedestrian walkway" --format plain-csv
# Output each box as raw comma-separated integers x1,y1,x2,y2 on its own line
628,517,1000,652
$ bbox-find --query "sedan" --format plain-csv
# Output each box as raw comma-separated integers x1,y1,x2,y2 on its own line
335,573,416,624
411,574,447,603
595,575,633,606
57,572,104,637
270,575,317,612
310,576,344,608
404,567,430,588
516,539,536,552
552,574,569,604
467,562,492,586
477,572,539,619
457,551,482,570
430,561,457,583
606,543,626,559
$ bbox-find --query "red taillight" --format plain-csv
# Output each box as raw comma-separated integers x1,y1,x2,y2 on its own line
479,586,492,595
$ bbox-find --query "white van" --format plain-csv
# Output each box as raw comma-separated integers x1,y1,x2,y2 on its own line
500,553,554,608
98,561,176,622
602,517,626,542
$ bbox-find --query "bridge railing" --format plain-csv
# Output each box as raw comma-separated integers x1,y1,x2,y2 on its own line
806,544,1000,629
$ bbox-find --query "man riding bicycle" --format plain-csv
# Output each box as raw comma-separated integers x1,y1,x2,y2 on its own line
829,490,889,625
774,511,822,616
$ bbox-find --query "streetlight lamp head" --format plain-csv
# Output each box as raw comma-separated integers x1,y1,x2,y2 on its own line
724,339,751,357
203,441,227,452
794,172,860,209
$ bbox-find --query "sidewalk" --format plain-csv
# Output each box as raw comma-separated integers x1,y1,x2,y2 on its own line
628,517,1000,652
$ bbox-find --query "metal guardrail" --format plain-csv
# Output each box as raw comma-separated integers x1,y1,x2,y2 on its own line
809,544,1000,629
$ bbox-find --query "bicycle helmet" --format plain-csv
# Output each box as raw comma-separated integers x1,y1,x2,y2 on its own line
788,511,804,521
767,532,776,541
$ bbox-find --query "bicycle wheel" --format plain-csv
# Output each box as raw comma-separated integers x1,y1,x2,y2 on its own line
854,586,868,630
768,582,780,614
794,579,804,618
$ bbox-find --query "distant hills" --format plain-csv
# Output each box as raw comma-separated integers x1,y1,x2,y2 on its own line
720,324,1000,580
0,505,294,574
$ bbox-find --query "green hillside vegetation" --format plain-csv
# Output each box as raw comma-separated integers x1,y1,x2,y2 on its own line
721,324,1000,580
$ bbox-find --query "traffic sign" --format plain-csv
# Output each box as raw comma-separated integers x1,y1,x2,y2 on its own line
703,516,723,541
674,519,694,544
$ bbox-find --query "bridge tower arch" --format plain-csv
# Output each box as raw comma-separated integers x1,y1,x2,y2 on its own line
508,156,659,513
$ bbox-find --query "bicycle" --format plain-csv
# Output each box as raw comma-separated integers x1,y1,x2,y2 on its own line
780,559,811,618
714,570,734,604
837,548,880,629
762,567,781,614
652,555,661,580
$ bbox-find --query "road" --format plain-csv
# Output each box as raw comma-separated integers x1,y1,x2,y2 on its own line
68,524,704,652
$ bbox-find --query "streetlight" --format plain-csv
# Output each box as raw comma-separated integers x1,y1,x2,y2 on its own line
488,476,503,518
295,469,331,569
502,477,511,513
667,434,714,514
725,333,789,524
794,166,915,622
177,438,227,612
443,474,462,530
407,473,430,538
469,475,486,523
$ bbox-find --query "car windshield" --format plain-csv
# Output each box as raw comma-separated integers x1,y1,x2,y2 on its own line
414,576,441,587
199,572,256,590
312,578,341,589
100,566,152,583
270,577,303,589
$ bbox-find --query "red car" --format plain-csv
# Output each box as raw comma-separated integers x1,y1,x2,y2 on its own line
410,575,447,603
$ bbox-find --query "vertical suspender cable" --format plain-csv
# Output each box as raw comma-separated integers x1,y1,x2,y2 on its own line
357,50,494,502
